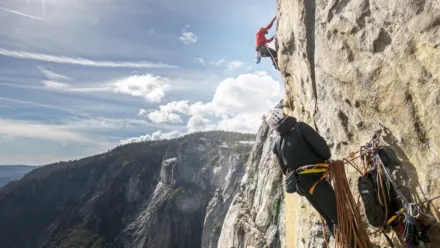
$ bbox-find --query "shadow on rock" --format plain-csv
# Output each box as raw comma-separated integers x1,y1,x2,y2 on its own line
381,126,423,204
380,126,440,247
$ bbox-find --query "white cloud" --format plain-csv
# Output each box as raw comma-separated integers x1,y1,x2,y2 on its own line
41,80,112,92
147,110,182,124
145,71,281,134
210,59,244,71
158,100,209,116
0,49,176,69
42,80,70,89
120,72,279,145
209,72,281,116
187,115,213,133
114,74,171,103
181,24,191,32
59,115,181,132
197,58,205,65
120,130,183,145
210,59,225,67
216,113,263,133
0,119,91,143
38,73,172,103
227,60,244,71
40,68,71,80
137,108,147,117
0,96,81,115
0,6,43,21
148,29,155,35
158,101,191,114
179,32,198,44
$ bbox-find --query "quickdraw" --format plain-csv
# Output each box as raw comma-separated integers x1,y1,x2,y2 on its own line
344,121,438,248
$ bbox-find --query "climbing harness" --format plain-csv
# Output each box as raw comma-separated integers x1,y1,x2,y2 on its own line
255,45,279,70
294,161,372,248
296,163,329,195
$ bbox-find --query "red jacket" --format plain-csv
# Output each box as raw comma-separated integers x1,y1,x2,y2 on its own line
256,18,275,47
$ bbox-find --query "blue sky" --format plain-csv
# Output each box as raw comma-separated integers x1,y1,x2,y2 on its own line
0,0,283,165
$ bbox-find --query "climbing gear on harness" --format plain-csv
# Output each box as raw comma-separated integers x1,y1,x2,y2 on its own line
358,165,396,228
345,121,437,247
296,163,329,195
255,45,279,70
283,121,438,247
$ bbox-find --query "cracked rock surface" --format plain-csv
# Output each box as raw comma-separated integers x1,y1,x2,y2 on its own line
275,0,440,246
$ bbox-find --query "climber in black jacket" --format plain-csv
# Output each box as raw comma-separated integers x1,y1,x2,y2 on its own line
266,103,338,236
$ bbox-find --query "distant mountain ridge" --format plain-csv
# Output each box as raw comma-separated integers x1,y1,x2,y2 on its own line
0,165,37,188
0,131,255,248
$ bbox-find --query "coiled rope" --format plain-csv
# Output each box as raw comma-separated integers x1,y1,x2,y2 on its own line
327,160,373,248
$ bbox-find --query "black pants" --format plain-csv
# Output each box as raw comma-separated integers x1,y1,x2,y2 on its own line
296,173,361,248
296,173,339,235
258,46,279,70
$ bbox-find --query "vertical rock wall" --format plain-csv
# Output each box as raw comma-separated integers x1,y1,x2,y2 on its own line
276,0,440,247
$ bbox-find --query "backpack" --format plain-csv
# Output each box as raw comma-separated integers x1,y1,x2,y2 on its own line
358,148,396,227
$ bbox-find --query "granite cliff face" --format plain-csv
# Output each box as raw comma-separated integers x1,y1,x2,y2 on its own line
219,0,440,247
277,0,440,246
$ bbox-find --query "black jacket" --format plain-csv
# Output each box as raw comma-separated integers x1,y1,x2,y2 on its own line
272,116,331,174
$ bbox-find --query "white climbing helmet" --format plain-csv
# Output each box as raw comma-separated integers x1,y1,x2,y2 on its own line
266,107,284,129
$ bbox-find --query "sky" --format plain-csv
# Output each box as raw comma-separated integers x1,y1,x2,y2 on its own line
0,0,283,165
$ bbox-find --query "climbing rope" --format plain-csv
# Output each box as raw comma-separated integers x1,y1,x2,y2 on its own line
267,46,280,70
320,215,330,248
340,122,440,247
347,124,404,238
257,44,280,70
327,160,373,248
416,195,440,207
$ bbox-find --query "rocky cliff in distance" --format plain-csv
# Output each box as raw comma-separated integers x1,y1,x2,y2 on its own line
0,131,254,248
218,121,285,248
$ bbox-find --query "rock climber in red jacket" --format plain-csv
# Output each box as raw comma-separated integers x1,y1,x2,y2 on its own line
256,16,278,70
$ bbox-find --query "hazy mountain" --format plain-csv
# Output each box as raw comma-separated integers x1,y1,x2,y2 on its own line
0,165,37,188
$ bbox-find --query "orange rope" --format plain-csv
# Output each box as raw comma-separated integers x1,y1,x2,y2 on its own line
327,160,373,248
342,148,394,240
320,215,330,248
